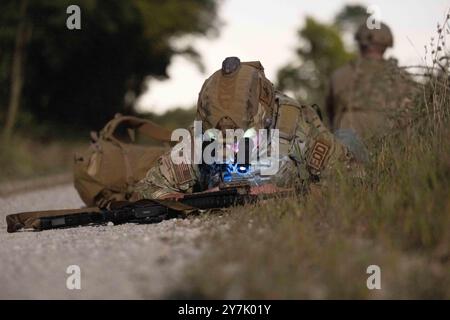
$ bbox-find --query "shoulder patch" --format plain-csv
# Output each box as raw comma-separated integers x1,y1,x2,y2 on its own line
160,154,195,187
161,156,194,186
307,141,331,171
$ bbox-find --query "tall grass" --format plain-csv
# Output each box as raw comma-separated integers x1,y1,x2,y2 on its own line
0,135,84,182
173,16,450,299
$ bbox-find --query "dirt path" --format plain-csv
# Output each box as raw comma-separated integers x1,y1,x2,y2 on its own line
0,184,212,299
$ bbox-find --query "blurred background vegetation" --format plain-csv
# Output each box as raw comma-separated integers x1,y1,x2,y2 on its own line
276,4,368,109
0,0,218,181
1,1,371,181
0,1,374,181
0,1,443,183
0,0,218,132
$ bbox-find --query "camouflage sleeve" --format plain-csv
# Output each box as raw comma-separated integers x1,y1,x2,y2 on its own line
133,149,199,200
293,105,359,180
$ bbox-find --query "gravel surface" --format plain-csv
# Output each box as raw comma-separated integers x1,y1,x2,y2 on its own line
0,184,212,299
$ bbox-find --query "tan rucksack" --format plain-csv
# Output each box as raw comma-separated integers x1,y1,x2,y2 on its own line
73,114,172,207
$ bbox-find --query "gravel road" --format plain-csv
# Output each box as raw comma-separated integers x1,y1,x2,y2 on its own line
0,184,214,299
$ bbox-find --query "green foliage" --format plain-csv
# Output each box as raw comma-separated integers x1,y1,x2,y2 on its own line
334,4,368,33
277,17,353,105
0,106,195,181
142,107,196,130
276,4,368,107
0,135,84,182
0,0,219,130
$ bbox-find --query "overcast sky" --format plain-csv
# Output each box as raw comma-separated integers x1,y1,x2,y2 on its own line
136,0,450,114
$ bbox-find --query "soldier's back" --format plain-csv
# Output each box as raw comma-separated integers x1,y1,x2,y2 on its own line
328,57,416,142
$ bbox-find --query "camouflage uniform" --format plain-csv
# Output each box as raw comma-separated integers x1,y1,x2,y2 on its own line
134,58,360,200
326,23,418,142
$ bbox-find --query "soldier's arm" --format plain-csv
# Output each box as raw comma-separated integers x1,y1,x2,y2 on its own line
133,150,199,200
298,105,360,180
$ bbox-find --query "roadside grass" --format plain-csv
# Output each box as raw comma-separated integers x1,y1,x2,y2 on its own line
177,122,450,299
175,35,450,299
0,107,195,183
0,135,84,182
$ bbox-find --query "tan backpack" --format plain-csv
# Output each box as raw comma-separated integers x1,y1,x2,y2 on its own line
73,114,172,207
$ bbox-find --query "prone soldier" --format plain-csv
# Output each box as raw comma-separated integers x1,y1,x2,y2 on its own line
5,57,368,233
134,57,366,200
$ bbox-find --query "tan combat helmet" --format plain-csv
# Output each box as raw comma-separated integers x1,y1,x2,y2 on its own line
196,57,275,132
355,22,394,48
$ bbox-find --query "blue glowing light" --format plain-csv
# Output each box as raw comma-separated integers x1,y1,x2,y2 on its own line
237,165,248,174
223,171,232,182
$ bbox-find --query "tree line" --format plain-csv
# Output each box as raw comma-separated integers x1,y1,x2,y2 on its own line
0,2,376,142
0,0,219,141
